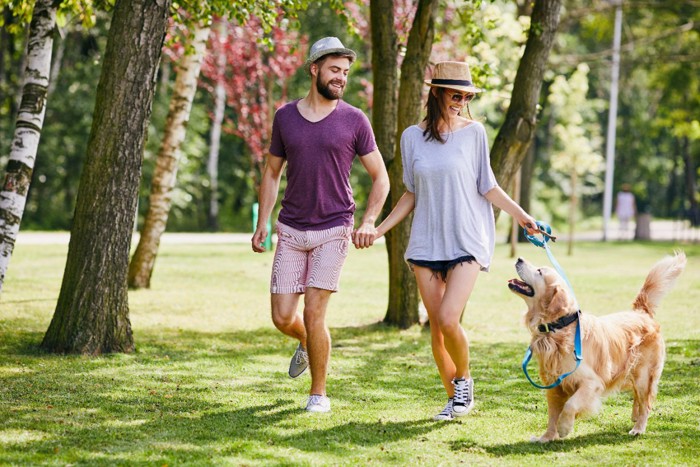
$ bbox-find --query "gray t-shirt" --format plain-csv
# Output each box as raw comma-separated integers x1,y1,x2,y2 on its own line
401,122,498,271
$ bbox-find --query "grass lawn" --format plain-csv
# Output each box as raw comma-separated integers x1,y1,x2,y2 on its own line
1,236,699,465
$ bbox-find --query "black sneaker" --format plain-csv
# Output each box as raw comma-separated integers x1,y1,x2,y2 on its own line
433,398,454,421
452,377,474,416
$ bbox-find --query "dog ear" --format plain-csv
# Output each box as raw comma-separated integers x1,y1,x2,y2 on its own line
541,285,571,316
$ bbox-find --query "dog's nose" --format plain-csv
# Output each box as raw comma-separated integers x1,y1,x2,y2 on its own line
516,257,524,264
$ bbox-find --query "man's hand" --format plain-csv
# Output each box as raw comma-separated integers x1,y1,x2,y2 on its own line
251,227,268,253
352,221,378,249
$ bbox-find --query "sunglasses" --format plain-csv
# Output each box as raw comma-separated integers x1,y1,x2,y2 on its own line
448,91,475,104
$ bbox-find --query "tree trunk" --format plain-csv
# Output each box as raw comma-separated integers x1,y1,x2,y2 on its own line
0,0,56,294
128,23,210,289
383,0,438,329
47,29,64,97
516,142,535,242
681,136,699,226
370,0,398,165
567,165,577,255
42,0,171,354
490,0,562,219
207,21,227,231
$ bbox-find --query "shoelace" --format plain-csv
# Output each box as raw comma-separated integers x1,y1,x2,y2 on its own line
296,349,308,364
308,395,325,406
438,399,454,417
453,379,471,405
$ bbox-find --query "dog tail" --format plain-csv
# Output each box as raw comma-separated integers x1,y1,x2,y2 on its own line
632,250,686,317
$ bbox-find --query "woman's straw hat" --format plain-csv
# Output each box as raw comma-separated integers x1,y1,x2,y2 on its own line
424,61,482,93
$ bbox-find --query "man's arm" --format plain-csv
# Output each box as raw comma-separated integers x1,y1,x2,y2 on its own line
252,154,286,252
352,149,390,249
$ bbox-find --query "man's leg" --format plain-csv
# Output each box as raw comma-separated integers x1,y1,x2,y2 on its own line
271,293,305,344
303,287,333,396
302,224,350,410
269,222,311,377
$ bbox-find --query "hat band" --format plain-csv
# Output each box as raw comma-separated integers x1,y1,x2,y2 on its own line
431,78,474,87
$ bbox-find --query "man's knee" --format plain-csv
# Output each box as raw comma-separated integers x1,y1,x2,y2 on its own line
271,294,300,330
271,310,294,330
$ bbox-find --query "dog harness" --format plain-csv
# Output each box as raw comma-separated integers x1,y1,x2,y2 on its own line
521,222,583,389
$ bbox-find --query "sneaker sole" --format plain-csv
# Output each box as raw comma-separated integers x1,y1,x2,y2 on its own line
452,401,474,417
288,367,308,378
305,406,330,413
433,414,454,421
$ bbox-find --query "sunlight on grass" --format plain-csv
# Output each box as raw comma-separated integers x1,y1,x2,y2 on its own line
0,429,50,445
1,238,699,464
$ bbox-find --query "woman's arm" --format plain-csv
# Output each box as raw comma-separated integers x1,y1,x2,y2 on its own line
484,186,538,234
375,191,416,238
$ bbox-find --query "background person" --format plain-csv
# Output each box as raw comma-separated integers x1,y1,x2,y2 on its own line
615,183,636,240
369,61,538,420
251,37,390,413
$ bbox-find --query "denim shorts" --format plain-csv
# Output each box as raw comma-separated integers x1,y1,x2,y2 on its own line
407,255,477,282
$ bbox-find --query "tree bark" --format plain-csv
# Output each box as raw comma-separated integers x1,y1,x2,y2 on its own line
490,0,562,219
681,136,699,226
128,23,210,289
370,0,398,165
206,20,227,231
42,0,171,354
0,0,56,294
382,0,438,329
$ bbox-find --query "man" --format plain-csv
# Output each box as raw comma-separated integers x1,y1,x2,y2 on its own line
251,37,390,413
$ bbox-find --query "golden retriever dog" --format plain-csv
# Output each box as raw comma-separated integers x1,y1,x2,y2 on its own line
508,251,686,442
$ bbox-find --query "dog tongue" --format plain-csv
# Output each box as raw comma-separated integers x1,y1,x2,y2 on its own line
508,279,534,297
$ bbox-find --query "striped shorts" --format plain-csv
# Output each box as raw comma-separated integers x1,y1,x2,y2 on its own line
270,221,352,294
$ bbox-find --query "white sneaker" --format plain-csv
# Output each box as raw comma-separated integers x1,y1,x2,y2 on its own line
305,394,331,413
452,377,474,417
433,398,454,421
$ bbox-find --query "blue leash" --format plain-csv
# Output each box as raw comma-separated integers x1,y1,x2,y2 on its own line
521,222,583,389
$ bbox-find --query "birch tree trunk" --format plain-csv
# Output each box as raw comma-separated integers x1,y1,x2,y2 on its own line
128,23,210,289
383,0,438,328
490,0,562,220
206,21,227,231
206,79,224,230
41,0,171,354
0,0,56,294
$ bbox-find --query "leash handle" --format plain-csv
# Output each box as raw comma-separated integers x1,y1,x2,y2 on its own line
523,221,556,247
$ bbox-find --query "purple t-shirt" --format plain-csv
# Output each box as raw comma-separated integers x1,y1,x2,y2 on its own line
269,99,378,230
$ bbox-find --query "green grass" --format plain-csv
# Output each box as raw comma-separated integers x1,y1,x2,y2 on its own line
1,237,699,465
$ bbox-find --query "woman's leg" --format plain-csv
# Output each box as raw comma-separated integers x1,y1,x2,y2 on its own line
413,266,453,395
438,261,481,379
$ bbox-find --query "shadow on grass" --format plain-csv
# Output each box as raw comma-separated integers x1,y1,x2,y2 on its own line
0,327,698,464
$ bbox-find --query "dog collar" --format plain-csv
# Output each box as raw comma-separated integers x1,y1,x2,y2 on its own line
538,312,580,333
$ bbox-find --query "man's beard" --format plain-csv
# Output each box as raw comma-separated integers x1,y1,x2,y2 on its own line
316,77,344,100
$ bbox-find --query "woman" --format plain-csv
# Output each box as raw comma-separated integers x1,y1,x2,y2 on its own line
375,61,538,420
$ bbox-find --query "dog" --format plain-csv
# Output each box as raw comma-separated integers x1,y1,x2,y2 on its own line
508,251,686,442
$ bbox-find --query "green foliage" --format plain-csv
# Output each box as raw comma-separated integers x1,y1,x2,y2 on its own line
3,0,698,232
21,21,108,230
0,0,107,33
570,1,700,220
1,239,699,463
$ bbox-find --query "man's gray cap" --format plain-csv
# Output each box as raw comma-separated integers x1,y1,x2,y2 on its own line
307,37,357,64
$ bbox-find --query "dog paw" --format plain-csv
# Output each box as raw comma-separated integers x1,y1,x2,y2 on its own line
531,434,557,443
557,417,574,438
